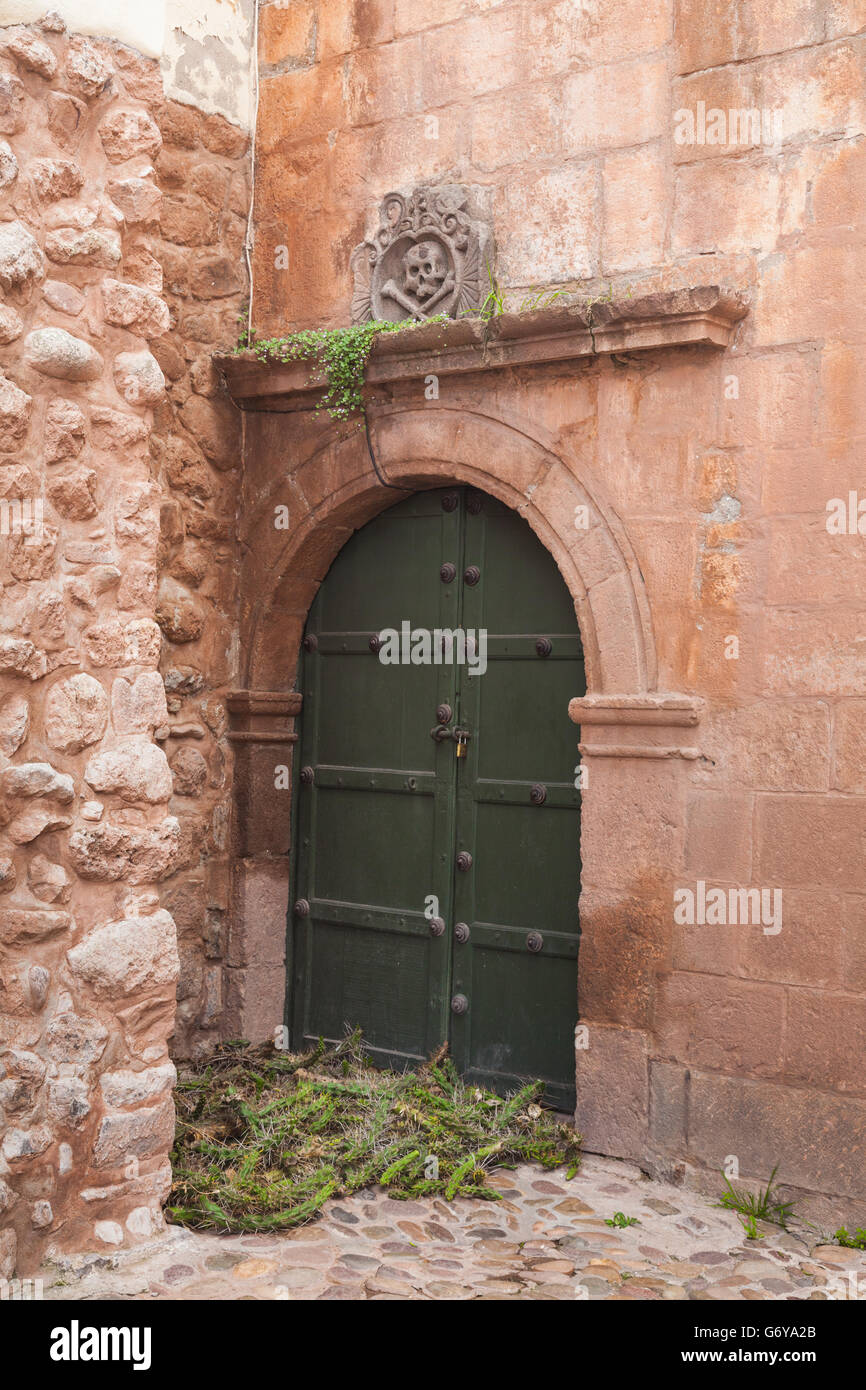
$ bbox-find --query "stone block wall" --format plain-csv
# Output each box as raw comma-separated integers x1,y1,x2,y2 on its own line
0,15,248,1274
249,0,866,1218
1,0,863,1271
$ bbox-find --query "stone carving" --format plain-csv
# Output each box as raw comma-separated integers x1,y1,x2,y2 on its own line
350,186,493,324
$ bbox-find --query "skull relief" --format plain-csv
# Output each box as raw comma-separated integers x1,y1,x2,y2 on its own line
403,241,448,304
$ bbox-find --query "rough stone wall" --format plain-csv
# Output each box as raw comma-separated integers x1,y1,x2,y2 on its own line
250,0,866,1215
0,15,247,1275
150,94,248,1062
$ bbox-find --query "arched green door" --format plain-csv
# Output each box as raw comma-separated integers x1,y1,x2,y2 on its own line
289,486,585,1109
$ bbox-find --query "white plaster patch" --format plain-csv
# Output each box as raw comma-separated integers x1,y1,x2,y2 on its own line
2,0,255,128
94,1219,124,1245
1,1,165,59
125,1205,156,1237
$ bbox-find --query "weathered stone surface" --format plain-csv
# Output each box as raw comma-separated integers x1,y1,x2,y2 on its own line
100,1061,175,1109
90,404,149,450
0,372,32,450
113,349,166,405
83,617,161,668
118,556,158,608
0,693,29,756
32,1200,54,1227
39,1183,63,1227
102,278,170,337
84,740,172,804
0,907,69,944
0,637,45,680
68,908,179,995
2,1125,52,1163
0,220,44,290
0,72,25,135
0,762,73,803
0,1228,14,1278
0,303,23,343
45,1011,107,1067
6,806,72,844
27,157,84,201
107,175,162,224
0,858,16,894
68,819,181,882
42,278,85,316
47,467,98,519
44,226,122,268
8,523,58,580
98,107,162,163
47,1076,90,1128
27,853,70,903
24,328,103,382
46,90,85,149
178,394,240,470
27,964,50,1008
2,28,57,78
155,578,204,642
65,37,112,98
0,1049,45,1093
170,746,208,797
44,398,86,463
44,674,108,754
111,671,168,735
0,139,18,187
92,1096,175,1168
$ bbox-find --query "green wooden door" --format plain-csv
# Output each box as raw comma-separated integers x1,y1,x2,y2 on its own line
290,486,584,1108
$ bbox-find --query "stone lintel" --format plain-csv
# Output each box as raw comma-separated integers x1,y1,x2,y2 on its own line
215,286,750,413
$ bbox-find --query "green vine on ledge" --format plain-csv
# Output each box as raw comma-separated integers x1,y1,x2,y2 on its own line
234,310,448,420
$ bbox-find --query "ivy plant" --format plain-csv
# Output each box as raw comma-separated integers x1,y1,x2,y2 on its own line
234,310,448,420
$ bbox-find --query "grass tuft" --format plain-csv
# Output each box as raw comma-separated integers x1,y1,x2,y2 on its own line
716,1164,795,1230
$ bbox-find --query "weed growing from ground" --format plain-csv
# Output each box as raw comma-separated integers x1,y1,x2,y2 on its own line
716,1164,795,1229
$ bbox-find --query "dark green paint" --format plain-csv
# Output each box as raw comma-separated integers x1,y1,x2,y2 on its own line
289,486,585,1109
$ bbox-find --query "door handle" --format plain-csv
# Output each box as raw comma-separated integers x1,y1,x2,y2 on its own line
430,725,471,743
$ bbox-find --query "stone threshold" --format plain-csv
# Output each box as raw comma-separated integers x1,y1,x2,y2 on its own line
215,286,749,413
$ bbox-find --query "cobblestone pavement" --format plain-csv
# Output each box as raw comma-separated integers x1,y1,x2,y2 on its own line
43,1155,866,1302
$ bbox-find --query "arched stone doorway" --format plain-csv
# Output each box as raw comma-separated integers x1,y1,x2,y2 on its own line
288,481,586,1106
223,394,702,1167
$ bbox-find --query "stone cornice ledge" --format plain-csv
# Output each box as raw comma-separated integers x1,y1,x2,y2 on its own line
215,286,749,412
570,693,705,761
226,689,302,744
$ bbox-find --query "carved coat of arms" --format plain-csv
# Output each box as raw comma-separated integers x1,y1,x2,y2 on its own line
350,186,494,325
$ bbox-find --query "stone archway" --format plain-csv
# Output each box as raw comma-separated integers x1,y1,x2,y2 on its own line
226,397,702,1173
241,406,656,699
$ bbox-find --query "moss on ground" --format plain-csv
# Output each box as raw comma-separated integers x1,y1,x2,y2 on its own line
168,1033,581,1233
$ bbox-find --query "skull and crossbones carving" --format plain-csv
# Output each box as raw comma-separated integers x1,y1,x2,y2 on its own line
381,240,456,319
